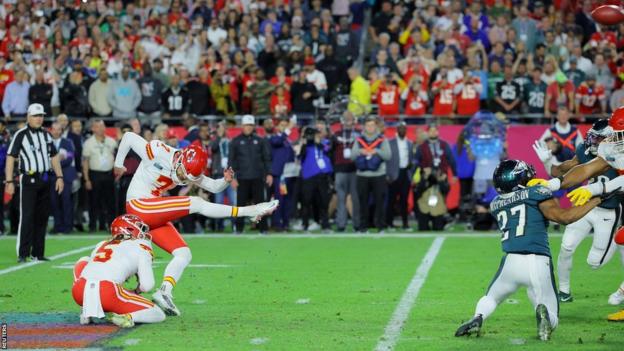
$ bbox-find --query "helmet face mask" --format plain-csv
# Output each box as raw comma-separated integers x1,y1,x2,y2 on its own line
174,146,207,183
586,119,612,155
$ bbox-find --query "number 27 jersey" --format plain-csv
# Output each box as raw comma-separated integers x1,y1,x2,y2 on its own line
489,186,553,257
126,140,180,200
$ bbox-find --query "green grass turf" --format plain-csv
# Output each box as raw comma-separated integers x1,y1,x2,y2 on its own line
1,234,624,350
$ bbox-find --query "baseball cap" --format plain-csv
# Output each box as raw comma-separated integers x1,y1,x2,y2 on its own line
27,103,46,116
242,115,255,125
304,57,315,66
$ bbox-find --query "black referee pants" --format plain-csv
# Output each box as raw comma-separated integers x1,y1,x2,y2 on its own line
18,174,51,258
386,168,411,228
235,178,266,233
88,170,115,231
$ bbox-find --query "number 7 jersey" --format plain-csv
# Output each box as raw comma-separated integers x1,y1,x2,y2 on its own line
489,186,554,257
127,140,180,200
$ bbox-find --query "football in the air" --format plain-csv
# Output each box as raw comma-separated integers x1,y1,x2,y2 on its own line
591,5,624,26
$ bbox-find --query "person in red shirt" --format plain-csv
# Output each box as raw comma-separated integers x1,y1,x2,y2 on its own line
69,25,94,55
431,69,456,117
269,66,293,92
545,72,575,117
372,73,407,119
270,86,292,117
575,74,606,115
455,66,482,116
402,75,428,116
0,55,14,104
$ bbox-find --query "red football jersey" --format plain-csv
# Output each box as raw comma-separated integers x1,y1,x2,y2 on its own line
432,80,455,116
376,83,401,116
456,78,482,116
575,83,605,114
404,90,428,116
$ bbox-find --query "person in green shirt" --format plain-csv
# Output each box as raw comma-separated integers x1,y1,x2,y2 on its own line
488,60,504,109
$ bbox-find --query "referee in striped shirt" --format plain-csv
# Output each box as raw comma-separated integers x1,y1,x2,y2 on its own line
5,103,64,263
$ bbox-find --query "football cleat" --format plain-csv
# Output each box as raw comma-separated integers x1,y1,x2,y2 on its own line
250,200,279,223
608,289,624,306
153,290,181,316
536,304,553,341
454,315,483,337
109,313,134,328
558,291,573,303
79,313,91,325
607,309,624,321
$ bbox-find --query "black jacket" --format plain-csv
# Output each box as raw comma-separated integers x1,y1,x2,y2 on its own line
291,81,317,113
162,86,190,116
186,80,212,115
29,82,53,116
229,133,271,180
61,83,89,117
67,131,83,173
137,74,164,113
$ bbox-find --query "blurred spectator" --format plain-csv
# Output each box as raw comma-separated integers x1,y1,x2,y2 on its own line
414,167,449,231
67,119,86,231
351,116,391,233
61,72,89,118
107,66,141,120
347,67,371,116
210,70,235,116
318,46,348,96
451,130,475,220
494,64,522,115
610,84,624,112
545,72,575,118
291,69,318,115
331,111,360,232
386,123,413,229
152,59,170,90
511,6,538,52
593,53,615,96
299,124,332,231
333,17,359,66
431,69,456,117
82,120,117,231
403,75,428,116
137,62,164,127
29,70,53,116
564,57,586,88
246,68,274,116
270,86,292,117
49,122,75,234
210,122,236,231
575,73,606,115
0,55,14,104
2,70,29,119
539,106,583,162
372,73,406,118
304,58,328,99
258,35,280,78
455,66,483,116
186,69,211,116
415,124,456,178
229,115,272,234
162,74,190,118
524,67,547,115
88,70,112,117
369,0,393,43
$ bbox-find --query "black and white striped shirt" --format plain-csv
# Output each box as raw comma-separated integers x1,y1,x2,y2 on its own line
7,126,57,174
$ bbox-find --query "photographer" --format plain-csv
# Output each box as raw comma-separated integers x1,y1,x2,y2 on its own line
414,124,456,177
414,167,450,231
299,125,333,231
351,116,391,233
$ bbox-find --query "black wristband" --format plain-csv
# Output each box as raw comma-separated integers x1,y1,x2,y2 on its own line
4,180,13,184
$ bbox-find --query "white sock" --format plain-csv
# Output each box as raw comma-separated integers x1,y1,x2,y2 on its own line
189,196,257,218
557,247,574,294
131,307,166,324
161,247,192,295
475,295,498,320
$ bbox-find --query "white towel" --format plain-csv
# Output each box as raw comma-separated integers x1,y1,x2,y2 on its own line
82,279,105,318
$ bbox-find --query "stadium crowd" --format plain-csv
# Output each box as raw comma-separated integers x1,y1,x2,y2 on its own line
0,0,621,234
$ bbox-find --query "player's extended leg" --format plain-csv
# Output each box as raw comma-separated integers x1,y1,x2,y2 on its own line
456,255,519,337
525,255,558,341
100,281,166,328
149,222,189,316
587,206,620,269
557,216,591,301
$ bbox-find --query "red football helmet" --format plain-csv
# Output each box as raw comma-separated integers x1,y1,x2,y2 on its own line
111,214,151,241
608,107,624,151
174,145,207,182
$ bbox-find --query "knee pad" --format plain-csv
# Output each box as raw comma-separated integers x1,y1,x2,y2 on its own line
172,247,192,265
587,254,603,270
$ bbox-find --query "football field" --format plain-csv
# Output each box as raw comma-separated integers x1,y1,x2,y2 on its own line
1,232,624,350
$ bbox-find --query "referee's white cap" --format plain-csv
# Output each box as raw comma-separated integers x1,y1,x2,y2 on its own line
27,103,46,116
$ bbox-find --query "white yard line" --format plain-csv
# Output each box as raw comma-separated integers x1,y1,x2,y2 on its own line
0,244,94,276
374,237,446,351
